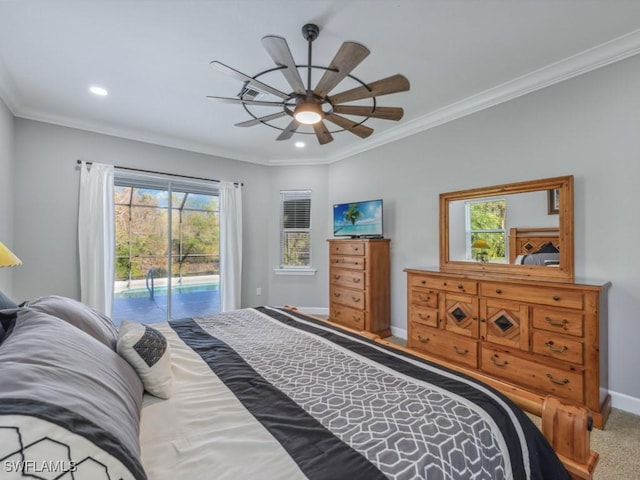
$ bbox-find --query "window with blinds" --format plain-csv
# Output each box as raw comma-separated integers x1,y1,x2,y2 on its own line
280,190,312,268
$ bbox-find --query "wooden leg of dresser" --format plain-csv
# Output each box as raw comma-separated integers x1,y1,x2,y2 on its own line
590,394,611,430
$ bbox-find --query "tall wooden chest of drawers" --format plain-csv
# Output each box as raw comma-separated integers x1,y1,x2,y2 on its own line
405,268,610,428
329,239,391,337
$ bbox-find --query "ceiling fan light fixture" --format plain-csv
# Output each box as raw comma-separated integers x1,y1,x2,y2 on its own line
293,102,322,125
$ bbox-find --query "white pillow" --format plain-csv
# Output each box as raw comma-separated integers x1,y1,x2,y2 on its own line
117,321,173,399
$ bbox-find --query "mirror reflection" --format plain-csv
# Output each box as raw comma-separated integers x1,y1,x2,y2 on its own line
439,175,573,281
448,190,559,265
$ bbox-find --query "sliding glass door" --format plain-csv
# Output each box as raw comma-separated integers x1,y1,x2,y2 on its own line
112,176,219,325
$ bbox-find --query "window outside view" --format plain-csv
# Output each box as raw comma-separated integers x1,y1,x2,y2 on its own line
112,185,220,325
468,199,506,262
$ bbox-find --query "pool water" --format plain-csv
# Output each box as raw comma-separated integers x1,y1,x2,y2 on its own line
115,282,219,299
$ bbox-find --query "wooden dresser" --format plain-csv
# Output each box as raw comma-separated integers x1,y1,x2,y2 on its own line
328,239,391,337
405,268,610,428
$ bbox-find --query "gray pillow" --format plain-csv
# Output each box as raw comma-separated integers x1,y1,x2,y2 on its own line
0,308,145,478
0,289,18,310
23,295,118,349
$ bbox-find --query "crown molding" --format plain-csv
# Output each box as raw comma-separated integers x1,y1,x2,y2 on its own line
14,107,270,165
324,28,640,165
0,56,19,114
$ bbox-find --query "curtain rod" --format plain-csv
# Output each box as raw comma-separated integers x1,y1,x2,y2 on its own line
76,160,243,186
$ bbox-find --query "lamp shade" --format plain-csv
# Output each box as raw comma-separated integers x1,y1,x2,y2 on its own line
471,239,489,249
0,242,22,267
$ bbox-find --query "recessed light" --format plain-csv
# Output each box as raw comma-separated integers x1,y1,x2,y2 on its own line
89,86,108,96
295,141,305,148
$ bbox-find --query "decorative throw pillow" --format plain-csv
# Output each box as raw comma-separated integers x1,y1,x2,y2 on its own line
536,242,559,254
23,295,118,349
117,321,173,399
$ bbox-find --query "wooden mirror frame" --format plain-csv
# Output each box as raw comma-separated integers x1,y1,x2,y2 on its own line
439,175,574,281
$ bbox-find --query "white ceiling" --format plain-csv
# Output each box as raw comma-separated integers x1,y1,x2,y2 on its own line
1,0,639,165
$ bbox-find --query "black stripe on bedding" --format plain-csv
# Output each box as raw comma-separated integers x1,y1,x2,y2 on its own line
259,307,569,480
0,398,147,480
170,317,387,480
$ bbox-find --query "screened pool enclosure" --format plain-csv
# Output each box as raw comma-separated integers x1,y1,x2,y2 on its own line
112,181,220,324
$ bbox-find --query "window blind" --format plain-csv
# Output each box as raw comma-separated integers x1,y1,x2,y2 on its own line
280,190,312,268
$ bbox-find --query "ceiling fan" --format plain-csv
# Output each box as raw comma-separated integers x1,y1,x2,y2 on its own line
207,23,410,145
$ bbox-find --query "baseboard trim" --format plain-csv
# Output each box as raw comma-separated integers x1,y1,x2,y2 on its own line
390,326,407,340
609,390,640,416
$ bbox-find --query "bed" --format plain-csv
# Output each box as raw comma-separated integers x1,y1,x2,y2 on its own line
509,227,561,266
0,296,595,479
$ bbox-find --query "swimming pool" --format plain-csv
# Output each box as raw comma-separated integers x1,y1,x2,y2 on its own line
115,282,219,299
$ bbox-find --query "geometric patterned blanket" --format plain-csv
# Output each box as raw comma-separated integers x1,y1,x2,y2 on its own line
171,306,569,480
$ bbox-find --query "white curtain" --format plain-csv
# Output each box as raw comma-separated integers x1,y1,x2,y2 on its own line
78,162,115,316
219,181,242,311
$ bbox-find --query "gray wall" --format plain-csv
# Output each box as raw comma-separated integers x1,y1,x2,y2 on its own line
0,98,15,295
328,53,640,407
267,165,329,309
11,119,271,307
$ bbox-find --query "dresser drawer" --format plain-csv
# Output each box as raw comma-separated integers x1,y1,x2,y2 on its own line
331,269,365,290
331,303,366,330
480,282,584,310
481,346,583,403
532,307,584,337
409,305,438,328
330,285,365,310
410,288,438,308
330,241,365,256
410,324,478,368
330,255,366,270
532,331,584,365
411,276,477,295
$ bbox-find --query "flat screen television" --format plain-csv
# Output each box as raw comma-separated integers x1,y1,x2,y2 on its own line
333,199,383,238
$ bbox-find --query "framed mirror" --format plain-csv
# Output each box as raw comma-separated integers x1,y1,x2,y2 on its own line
439,175,574,281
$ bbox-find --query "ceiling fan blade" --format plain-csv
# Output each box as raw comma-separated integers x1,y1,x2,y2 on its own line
262,35,306,95
235,111,288,127
313,42,370,98
329,74,410,105
210,61,289,100
312,120,334,145
206,96,285,107
324,113,374,139
276,119,301,141
332,105,404,121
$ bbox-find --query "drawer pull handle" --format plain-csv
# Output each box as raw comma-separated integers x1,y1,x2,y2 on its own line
351,296,361,302
418,313,431,320
457,284,464,290
495,289,502,294
353,316,361,322
553,295,561,301
334,275,341,280
418,295,431,302
420,280,426,285
354,247,359,251
545,341,568,353
453,346,469,355
545,317,568,328
490,356,508,367
333,292,341,297
353,278,361,283
546,374,569,386
417,335,430,343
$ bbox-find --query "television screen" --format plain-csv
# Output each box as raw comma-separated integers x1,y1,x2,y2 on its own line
333,199,383,238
